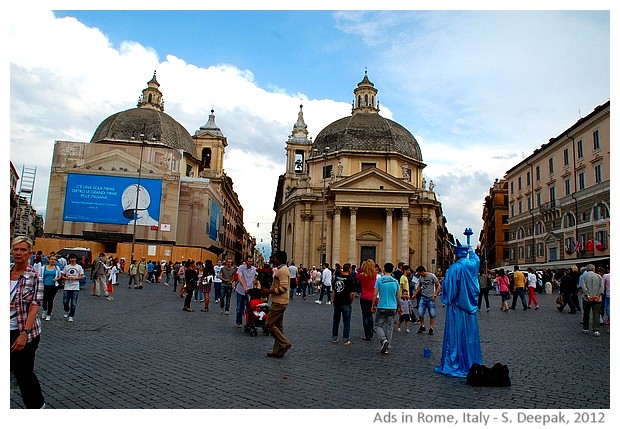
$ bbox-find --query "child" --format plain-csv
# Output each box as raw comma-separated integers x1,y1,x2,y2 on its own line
397,289,413,332
107,258,119,301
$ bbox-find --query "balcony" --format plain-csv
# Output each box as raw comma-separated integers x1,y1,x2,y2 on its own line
539,200,557,213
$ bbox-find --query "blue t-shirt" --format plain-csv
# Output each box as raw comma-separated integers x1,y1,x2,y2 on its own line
375,275,399,310
43,266,58,286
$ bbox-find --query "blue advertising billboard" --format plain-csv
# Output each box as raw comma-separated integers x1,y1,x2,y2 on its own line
63,173,162,226
208,199,222,241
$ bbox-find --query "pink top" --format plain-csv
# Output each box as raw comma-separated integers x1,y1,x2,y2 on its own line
497,275,510,292
357,272,377,301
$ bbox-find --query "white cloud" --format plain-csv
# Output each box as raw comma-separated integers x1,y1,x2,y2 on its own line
8,10,353,241
9,9,610,247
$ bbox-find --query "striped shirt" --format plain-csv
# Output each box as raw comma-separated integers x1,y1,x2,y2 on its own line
10,265,43,341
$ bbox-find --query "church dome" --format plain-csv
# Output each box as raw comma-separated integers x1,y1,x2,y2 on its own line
313,113,422,161
90,71,197,158
313,72,422,162
90,107,197,157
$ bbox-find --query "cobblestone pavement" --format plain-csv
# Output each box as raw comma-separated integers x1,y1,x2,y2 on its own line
10,276,610,410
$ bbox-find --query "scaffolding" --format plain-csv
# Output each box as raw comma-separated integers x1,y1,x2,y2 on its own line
12,165,37,238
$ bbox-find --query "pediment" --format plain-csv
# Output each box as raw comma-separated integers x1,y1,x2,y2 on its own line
330,167,414,193
543,232,560,243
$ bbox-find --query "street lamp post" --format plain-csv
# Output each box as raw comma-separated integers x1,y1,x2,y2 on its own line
130,127,147,263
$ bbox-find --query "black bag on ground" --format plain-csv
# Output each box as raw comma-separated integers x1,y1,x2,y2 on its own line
466,363,511,387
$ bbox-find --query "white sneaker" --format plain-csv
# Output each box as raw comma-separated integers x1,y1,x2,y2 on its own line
42,311,47,318
315,300,322,304
594,331,601,337
327,301,332,305
64,312,69,318
45,315,51,321
397,327,401,332
68,317,74,322
406,328,410,333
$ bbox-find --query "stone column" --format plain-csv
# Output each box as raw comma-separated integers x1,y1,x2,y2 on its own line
302,213,312,268
418,215,431,267
401,208,410,264
326,210,333,265
384,208,393,263
348,207,358,263
332,207,342,266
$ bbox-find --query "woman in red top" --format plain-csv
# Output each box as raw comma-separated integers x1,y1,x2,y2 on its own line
496,269,511,312
356,259,377,341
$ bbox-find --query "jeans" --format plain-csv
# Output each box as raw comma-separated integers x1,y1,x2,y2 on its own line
193,288,204,301
318,284,331,303
62,290,79,317
42,284,59,316
10,330,45,409
183,291,193,309
360,298,374,339
478,287,490,310
220,285,232,311
332,304,352,340
236,292,247,325
582,299,602,332
374,309,397,343
511,287,527,309
214,282,222,301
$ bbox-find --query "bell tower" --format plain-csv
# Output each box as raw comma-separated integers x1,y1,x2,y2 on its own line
194,109,227,177
285,104,312,180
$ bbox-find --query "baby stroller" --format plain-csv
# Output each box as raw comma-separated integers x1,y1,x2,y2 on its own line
244,287,270,337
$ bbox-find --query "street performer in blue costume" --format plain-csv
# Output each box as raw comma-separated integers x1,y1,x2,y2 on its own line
435,228,482,377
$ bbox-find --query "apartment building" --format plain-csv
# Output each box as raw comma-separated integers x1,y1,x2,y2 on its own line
504,100,610,269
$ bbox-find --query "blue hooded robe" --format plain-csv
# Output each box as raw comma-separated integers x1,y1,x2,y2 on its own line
434,248,482,377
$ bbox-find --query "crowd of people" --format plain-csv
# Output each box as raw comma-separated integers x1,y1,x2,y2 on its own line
10,235,611,407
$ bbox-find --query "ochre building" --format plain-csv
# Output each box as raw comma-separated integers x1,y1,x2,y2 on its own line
273,73,450,272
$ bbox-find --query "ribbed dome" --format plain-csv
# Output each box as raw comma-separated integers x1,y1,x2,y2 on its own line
313,113,422,161
90,107,197,158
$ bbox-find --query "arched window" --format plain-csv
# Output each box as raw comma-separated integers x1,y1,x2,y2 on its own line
148,94,152,104
358,95,362,108
364,94,369,106
563,212,576,229
201,148,212,168
516,227,525,239
593,202,609,221
534,221,545,235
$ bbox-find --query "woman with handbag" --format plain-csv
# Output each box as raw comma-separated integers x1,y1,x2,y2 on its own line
182,260,198,312
496,269,511,312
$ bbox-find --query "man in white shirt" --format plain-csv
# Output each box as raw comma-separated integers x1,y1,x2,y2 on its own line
288,261,298,299
315,263,333,305
61,254,84,322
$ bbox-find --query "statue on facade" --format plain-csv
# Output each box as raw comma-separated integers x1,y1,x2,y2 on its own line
402,163,410,181
422,177,427,190
429,180,435,192
337,160,343,177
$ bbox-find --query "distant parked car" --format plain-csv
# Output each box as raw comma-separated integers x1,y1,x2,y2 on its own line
56,247,92,268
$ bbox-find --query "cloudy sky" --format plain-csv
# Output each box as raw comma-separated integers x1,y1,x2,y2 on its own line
8,3,613,253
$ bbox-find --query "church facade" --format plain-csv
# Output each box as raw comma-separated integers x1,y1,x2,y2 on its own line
273,73,452,273
44,72,249,263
